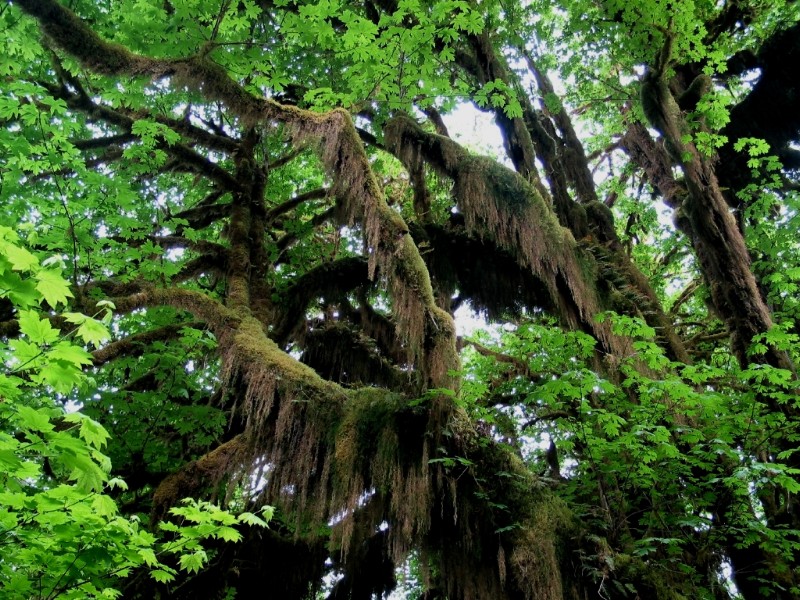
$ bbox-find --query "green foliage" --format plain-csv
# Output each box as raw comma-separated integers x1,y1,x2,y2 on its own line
0,234,270,599
461,311,800,593
473,79,524,118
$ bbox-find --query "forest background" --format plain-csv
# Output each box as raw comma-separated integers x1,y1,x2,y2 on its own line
2,0,800,598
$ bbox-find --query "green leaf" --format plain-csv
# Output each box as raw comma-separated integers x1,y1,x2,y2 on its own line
215,526,242,543
15,405,54,433
47,342,94,367
0,240,38,271
80,417,111,449
18,309,60,344
178,550,208,574
35,269,73,307
76,318,111,347
150,569,176,583
0,272,39,307
8,338,42,368
92,494,118,517
108,477,129,491
138,548,159,567
237,512,269,528
38,361,82,394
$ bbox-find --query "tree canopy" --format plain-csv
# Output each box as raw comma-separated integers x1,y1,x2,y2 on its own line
2,0,800,598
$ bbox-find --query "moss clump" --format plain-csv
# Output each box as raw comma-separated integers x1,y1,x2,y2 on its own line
508,495,575,600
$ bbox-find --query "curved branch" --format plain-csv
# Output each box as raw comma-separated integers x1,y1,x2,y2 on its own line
109,286,237,329
120,235,228,257
274,206,338,257
171,255,226,284
268,147,304,170
71,133,136,150
272,257,370,345
459,337,532,378
265,187,329,224
172,199,231,233
37,81,242,192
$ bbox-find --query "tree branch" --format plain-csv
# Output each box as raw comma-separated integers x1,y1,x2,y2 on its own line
92,321,203,365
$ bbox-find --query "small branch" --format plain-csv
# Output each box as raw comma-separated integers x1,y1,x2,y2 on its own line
269,147,304,170
458,337,531,378
116,235,228,257
355,126,384,150
92,321,203,365
35,82,241,191
171,255,226,284
163,143,241,191
668,278,701,317
522,410,572,428
265,187,329,223
422,106,450,137
172,201,231,233
275,206,337,255
71,133,135,150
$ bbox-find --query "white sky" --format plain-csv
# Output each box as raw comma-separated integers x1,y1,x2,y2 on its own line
441,104,507,159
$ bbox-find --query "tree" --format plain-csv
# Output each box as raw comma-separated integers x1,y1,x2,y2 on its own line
2,0,800,598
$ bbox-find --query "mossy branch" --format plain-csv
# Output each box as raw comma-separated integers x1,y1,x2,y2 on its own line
386,114,625,356
109,287,238,329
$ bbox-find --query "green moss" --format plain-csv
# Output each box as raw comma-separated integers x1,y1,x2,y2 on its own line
332,388,403,475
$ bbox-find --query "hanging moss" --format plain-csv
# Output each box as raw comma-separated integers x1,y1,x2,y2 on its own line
508,495,575,600
209,312,433,563
412,221,555,318
272,257,371,345
286,108,460,390
327,387,434,556
386,114,626,356
343,296,407,365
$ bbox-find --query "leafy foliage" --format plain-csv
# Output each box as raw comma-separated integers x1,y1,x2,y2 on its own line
0,232,269,599
1,0,800,598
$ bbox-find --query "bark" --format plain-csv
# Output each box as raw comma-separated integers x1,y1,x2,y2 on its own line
521,50,599,207
456,33,540,186
638,47,794,378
